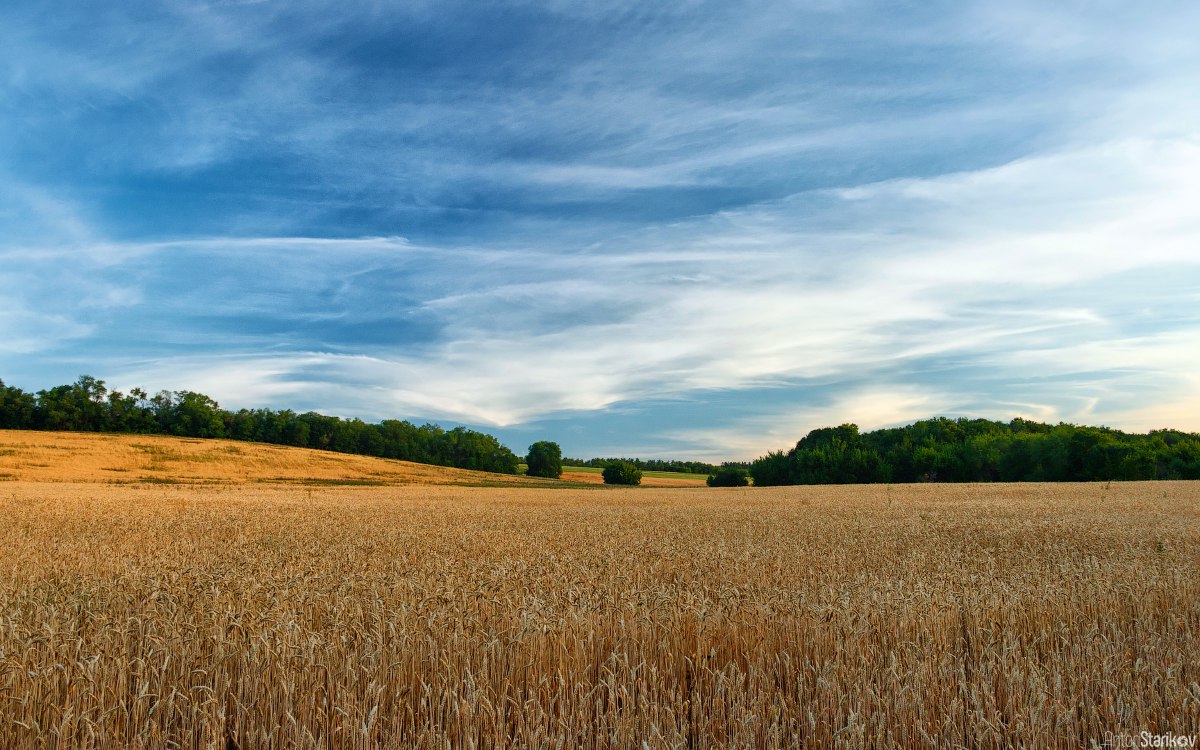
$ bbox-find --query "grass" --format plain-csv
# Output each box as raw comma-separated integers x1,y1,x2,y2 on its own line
561,465,710,487
563,465,710,480
451,476,601,489
2,480,1198,748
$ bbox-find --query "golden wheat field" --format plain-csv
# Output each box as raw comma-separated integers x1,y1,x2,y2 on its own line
0,430,701,488
1,444,1199,748
0,430,545,487
557,469,708,488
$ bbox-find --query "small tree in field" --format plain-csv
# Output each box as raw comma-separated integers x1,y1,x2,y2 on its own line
526,441,563,479
707,466,749,487
602,461,642,486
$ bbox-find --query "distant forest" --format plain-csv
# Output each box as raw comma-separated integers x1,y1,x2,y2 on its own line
0,376,520,474
5,377,1199,485
750,418,1200,485
562,457,731,475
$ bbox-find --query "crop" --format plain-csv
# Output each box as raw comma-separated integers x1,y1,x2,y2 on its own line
0,430,545,487
2,480,1198,748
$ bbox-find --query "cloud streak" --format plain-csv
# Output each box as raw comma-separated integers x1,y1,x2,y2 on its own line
2,1,1198,457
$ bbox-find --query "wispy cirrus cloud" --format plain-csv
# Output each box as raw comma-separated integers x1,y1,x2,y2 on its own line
1,0,1198,457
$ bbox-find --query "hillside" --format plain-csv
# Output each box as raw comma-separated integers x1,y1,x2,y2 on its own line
0,430,549,486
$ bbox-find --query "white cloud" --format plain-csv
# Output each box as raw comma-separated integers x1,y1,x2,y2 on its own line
3,1,1200,456
665,387,952,461
9,129,1196,445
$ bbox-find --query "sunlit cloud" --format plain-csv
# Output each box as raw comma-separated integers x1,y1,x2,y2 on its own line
1,0,1198,457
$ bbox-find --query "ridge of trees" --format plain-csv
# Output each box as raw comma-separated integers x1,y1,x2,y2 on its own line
8,378,1196,485
563,457,744,475
0,375,520,474
750,418,1200,485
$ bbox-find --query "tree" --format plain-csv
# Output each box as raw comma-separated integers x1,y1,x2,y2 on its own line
34,376,110,432
749,450,792,486
0,380,36,429
169,391,226,438
526,441,563,479
707,466,749,487
106,388,156,433
602,461,642,486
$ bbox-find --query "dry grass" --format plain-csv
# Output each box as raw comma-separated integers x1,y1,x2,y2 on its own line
560,468,708,488
2,479,1198,747
0,430,551,487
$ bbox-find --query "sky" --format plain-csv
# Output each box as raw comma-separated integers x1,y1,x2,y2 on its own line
2,1,1199,460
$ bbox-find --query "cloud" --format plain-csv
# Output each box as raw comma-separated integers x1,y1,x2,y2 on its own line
6,149,1199,452
14,131,1194,443
665,386,953,461
2,1,1199,457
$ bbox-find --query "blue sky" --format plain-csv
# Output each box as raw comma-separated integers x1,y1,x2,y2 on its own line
2,1,1199,460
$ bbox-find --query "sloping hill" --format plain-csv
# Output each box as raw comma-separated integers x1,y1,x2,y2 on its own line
0,430,549,486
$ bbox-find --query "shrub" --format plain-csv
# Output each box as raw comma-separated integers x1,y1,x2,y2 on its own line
526,441,563,479
602,461,642,486
707,466,749,487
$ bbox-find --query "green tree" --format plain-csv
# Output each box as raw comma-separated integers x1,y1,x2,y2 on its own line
0,380,36,429
707,466,749,487
526,441,563,479
34,376,110,432
106,388,156,433
169,391,226,438
602,461,642,486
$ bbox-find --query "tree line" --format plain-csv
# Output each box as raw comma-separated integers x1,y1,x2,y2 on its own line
562,456,736,475
0,375,520,474
528,445,646,486
749,417,1200,485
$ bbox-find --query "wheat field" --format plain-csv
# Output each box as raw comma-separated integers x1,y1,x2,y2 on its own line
0,430,545,487
558,467,708,487
2,475,1198,748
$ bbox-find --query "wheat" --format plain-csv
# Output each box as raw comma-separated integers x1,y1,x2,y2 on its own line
0,430,542,487
1,479,1198,748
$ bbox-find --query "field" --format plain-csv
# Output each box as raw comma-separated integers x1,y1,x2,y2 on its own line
560,466,709,487
1,436,1199,748
0,430,563,487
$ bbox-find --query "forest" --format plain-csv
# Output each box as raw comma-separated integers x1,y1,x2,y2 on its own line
5,376,1199,484
562,456,726,475
750,418,1200,485
0,376,520,474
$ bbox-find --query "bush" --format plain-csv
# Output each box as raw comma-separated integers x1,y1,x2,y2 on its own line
602,461,642,486
707,466,749,487
526,441,563,479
